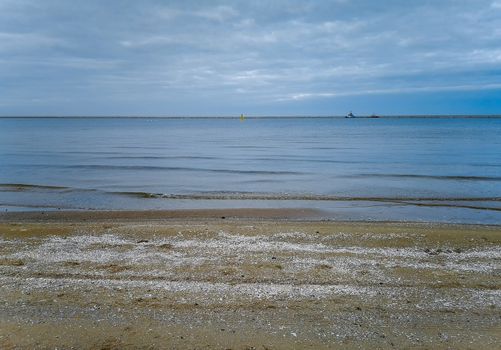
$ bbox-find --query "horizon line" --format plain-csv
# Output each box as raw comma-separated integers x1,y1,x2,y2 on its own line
1,114,501,119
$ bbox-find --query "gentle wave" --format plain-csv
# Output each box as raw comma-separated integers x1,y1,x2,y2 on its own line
354,174,501,181
107,156,371,164
115,191,501,203
0,183,70,191
2,183,501,202
105,155,221,160
224,145,273,148
251,157,368,164
2,183,501,212
63,164,303,175
86,191,501,210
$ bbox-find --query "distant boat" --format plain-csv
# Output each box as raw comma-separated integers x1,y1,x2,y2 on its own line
345,112,355,118
370,114,381,118
240,114,246,121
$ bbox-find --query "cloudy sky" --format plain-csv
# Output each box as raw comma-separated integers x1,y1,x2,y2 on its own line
1,0,501,116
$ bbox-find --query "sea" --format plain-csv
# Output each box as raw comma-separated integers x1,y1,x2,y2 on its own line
1,116,500,224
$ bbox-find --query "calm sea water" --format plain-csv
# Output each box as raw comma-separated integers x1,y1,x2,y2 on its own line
1,117,500,223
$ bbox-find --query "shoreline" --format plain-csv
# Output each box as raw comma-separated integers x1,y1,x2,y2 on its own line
0,208,325,222
1,208,501,227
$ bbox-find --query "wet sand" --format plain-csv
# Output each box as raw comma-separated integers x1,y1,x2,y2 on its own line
0,210,500,349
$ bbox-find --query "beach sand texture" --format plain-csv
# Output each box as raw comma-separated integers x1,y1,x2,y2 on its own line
0,211,500,349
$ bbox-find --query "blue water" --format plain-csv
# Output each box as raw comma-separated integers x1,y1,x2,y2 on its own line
1,117,501,223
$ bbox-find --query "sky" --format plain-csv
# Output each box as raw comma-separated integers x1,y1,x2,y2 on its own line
1,0,501,116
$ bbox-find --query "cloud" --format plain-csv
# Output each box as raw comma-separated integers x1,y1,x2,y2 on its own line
282,83,501,102
0,32,64,52
153,4,238,23
194,5,238,22
0,0,500,115
491,1,501,9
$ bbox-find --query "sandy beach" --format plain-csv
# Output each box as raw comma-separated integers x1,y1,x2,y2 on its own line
0,210,500,349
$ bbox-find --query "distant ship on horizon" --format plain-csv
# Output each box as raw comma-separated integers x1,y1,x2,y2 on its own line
345,112,381,118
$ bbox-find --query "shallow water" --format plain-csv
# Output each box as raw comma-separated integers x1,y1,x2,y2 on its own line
1,117,500,223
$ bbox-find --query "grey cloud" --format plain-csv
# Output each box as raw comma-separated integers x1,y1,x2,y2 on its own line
0,0,500,115
0,32,65,52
